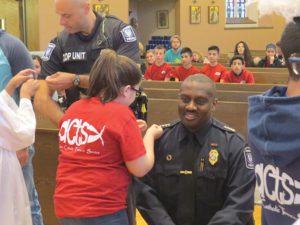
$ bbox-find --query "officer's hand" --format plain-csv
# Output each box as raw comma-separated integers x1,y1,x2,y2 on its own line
16,147,29,167
46,72,75,91
146,124,163,140
137,119,147,132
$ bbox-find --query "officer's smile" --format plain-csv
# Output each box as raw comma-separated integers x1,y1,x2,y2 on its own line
184,112,198,120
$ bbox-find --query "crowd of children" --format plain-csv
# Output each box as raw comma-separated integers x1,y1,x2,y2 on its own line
141,35,285,84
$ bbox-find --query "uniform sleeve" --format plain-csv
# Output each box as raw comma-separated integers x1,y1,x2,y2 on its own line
207,135,255,225
6,34,34,74
41,37,64,77
135,170,176,225
111,22,140,64
0,90,36,151
120,114,146,161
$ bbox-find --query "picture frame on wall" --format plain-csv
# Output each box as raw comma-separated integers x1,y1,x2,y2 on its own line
93,4,109,17
190,6,201,24
157,10,169,29
208,6,219,24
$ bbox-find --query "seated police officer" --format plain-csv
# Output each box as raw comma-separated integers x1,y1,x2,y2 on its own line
135,74,255,225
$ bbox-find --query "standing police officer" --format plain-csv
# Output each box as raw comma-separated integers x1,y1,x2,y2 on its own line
135,74,255,225
40,0,144,224
42,0,140,107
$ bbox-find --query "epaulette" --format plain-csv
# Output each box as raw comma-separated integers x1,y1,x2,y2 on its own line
212,119,236,133
160,119,180,130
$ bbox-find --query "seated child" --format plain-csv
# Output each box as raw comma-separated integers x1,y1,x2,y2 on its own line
223,55,255,84
258,43,284,67
0,69,39,225
233,41,255,67
172,47,200,81
164,35,182,63
141,49,155,75
192,51,209,64
199,45,227,82
144,45,173,81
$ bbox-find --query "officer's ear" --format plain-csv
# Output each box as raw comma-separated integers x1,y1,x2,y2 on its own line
211,98,218,113
82,1,90,14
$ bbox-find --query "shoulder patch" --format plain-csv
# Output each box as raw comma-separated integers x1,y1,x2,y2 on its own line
42,43,55,61
160,119,180,130
244,147,254,170
120,26,137,43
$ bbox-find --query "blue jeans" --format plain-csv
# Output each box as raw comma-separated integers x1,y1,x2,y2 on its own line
22,145,44,225
59,209,129,225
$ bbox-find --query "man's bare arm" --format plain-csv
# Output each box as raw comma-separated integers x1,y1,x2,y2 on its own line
34,80,64,127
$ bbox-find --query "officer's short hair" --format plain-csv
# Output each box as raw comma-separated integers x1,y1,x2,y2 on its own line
182,74,217,98
181,47,193,57
230,55,245,66
280,17,300,80
87,49,141,102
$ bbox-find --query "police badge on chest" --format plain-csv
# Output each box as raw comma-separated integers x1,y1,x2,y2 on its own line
63,52,87,62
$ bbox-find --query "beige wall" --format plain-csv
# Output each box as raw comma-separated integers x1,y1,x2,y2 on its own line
36,0,286,54
177,0,286,54
37,0,129,51
130,0,176,46
1,0,20,38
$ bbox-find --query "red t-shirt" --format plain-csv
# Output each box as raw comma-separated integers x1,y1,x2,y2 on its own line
55,97,146,218
199,63,227,82
172,65,200,81
144,62,173,80
223,70,255,84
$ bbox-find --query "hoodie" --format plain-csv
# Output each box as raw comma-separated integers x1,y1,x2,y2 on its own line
248,86,300,225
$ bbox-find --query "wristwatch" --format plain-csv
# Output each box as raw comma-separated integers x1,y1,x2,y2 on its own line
73,74,80,87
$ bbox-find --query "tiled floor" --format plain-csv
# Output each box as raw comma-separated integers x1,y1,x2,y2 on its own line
136,205,262,225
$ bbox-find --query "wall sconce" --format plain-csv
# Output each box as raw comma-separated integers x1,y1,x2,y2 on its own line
0,18,6,30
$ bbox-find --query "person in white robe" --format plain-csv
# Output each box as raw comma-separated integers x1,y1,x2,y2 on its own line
0,69,39,225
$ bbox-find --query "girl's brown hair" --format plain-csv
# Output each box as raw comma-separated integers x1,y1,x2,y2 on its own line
87,49,141,102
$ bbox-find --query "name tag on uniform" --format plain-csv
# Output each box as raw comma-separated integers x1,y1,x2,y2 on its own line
215,72,221,76
62,52,87,63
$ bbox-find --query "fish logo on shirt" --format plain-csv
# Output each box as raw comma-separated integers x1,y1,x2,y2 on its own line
59,118,106,146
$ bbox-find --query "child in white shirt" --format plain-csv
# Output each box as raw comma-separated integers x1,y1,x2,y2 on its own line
0,69,39,225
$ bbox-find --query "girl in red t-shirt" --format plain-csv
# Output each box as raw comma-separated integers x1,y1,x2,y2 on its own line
55,49,162,225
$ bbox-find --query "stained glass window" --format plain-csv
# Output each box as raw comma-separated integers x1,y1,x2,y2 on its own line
226,0,247,19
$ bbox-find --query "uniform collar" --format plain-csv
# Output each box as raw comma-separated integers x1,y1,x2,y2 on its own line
178,118,213,145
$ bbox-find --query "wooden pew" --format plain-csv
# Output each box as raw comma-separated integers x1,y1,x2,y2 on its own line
34,130,59,225
141,81,282,92
144,88,260,102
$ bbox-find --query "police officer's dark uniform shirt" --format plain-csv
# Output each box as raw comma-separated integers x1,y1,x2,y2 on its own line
41,12,140,106
135,118,256,225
